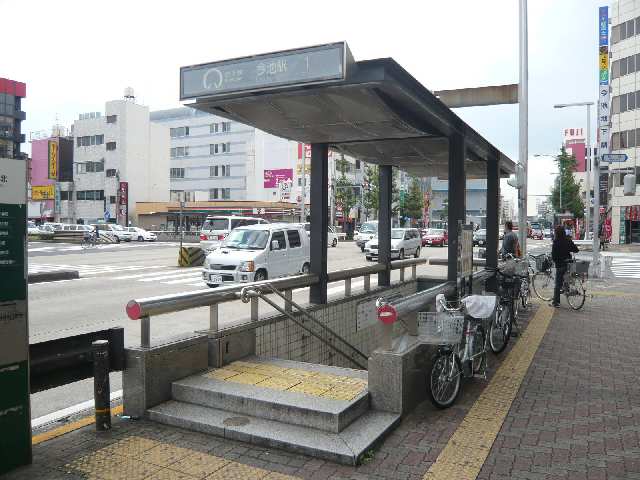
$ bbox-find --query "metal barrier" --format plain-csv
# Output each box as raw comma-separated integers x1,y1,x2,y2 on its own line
126,258,426,349
29,327,125,393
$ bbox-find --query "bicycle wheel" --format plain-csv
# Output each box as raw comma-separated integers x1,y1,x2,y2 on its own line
520,276,531,310
565,277,586,310
427,351,462,409
489,303,512,354
532,271,554,301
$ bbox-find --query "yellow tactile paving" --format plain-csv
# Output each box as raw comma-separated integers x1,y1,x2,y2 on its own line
204,361,368,401
64,435,301,480
423,301,555,480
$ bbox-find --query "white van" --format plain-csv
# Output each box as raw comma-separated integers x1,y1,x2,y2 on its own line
202,223,310,287
355,221,378,252
200,216,269,252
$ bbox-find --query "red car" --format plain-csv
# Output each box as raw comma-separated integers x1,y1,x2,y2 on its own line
422,228,448,247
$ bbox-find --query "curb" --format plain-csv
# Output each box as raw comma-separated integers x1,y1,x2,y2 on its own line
28,270,80,284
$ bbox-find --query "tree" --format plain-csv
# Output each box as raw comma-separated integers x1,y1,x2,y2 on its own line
401,176,424,224
550,147,585,219
361,164,401,219
334,156,356,221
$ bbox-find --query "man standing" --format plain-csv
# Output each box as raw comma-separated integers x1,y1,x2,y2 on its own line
501,221,520,257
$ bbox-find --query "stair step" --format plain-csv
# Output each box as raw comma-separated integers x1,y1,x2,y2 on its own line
148,400,400,465
173,363,369,433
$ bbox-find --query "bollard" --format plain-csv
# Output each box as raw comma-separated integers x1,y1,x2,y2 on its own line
92,340,111,431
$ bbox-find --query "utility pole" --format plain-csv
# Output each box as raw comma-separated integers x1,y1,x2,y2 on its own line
518,0,529,253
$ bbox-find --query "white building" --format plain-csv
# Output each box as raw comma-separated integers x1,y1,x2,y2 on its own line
150,107,302,204
609,0,640,243
59,95,169,225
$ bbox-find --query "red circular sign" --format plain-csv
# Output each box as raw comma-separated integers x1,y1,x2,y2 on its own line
377,304,397,325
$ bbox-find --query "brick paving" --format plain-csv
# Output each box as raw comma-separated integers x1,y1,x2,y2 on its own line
4,277,640,480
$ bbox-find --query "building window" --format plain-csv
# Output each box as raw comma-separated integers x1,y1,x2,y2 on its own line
210,144,218,155
60,191,71,201
106,168,117,177
209,188,218,200
222,188,230,199
221,142,230,153
106,141,116,151
95,134,104,145
612,59,620,79
629,91,636,111
210,123,219,134
76,190,104,201
621,94,628,113
106,115,117,124
109,196,116,204
170,126,190,138
221,122,231,132
170,168,185,178
629,129,636,148
76,163,86,174
76,135,105,147
170,146,189,158
224,164,231,176
210,166,218,177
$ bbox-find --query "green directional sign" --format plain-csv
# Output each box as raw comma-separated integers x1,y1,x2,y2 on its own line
0,157,31,474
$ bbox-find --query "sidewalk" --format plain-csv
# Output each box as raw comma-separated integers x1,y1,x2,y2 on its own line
4,278,640,480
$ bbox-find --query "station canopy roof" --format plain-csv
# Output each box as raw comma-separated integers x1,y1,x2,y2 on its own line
180,42,516,179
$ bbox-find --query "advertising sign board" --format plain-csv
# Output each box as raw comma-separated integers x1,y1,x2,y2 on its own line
31,184,54,200
263,168,293,188
48,140,58,180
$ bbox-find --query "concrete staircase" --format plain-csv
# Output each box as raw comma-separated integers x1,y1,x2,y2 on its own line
147,356,400,465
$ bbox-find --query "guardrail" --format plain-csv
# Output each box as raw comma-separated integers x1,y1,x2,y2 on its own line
126,258,426,348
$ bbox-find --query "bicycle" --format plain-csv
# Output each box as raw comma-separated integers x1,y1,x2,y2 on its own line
560,258,588,310
419,294,497,409
81,232,98,249
487,267,521,354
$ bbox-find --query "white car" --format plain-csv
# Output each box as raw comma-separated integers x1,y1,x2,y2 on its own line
302,223,339,247
91,223,133,243
27,221,40,235
127,227,157,242
365,228,422,261
355,221,378,252
200,216,269,252
202,223,310,287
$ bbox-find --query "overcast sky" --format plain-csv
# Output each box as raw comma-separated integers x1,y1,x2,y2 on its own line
3,0,604,214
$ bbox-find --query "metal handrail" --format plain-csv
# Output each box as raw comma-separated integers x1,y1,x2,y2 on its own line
126,258,426,348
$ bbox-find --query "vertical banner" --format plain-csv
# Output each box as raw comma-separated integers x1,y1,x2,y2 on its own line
118,181,128,226
48,140,58,180
597,7,610,173
0,157,31,474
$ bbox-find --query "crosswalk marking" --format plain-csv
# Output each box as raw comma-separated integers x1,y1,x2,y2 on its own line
610,257,640,279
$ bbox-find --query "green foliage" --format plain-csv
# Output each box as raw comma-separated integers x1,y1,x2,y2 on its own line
401,176,424,223
335,156,356,218
362,164,400,218
550,147,585,219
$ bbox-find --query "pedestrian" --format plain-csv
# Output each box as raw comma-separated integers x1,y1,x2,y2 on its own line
551,225,579,308
500,220,521,258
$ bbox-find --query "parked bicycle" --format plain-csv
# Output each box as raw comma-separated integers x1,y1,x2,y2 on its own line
420,294,497,409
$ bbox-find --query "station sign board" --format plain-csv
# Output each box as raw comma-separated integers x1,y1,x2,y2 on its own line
601,153,627,163
180,42,350,99
0,157,31,474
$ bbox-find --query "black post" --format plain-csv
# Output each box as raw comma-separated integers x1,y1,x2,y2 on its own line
447,134,466,284
378,165,393,286
92,340,111,431
310,143,329,304
486,150,500,292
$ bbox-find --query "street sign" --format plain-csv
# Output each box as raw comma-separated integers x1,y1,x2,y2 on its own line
377,304,397,325
601,153,628,163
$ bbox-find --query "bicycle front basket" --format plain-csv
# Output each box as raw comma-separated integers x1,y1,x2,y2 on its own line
514,260,529,276
570,260,589,276
535,255,552,272
417,311,464,345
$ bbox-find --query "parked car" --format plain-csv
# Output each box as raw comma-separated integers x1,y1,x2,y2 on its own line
543,228,552,238
422,228,448,247
531,228,544,240
43,222,63,231
354,221,378,252
27,221,40,235
365,228,421,261
200,216,269,253
473,229,486,246
302,223,339,247
91,223,133,243
202,223,310,288
127,226,157,242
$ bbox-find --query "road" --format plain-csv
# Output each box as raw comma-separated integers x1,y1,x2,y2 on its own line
28,239,450,419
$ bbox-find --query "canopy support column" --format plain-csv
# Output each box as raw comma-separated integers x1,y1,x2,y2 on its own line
448,134,466,284
486,151,500,292
310,143,329,304
378,165,392,287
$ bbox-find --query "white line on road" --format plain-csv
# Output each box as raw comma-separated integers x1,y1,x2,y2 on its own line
138,271,203,282
31,390,123,429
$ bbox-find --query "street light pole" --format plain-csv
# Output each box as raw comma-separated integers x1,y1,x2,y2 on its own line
518,0,529,254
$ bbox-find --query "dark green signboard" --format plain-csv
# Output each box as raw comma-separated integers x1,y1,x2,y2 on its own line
0,158,31,474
